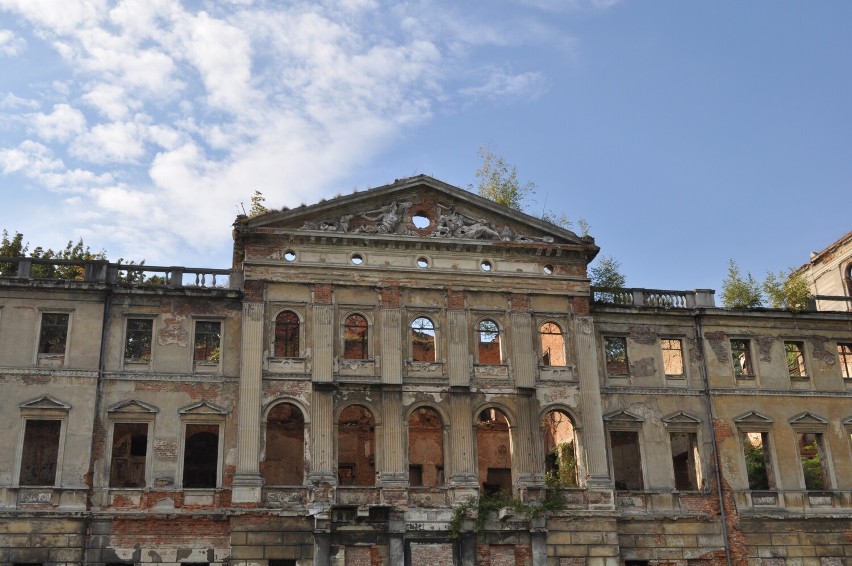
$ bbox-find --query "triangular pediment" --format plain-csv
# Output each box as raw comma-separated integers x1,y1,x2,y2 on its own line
178,401,228,416
18,395,70,411
108,399,159,414
239,175,596,249
733,411,773,424
603,409,644,423
788,412,827,426
662,411,701,425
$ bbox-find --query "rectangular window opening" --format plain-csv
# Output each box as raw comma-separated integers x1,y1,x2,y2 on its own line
610,430,643,490
125,318,153,361
110,422,148,488
785,341,807,378
605,336,629,376
19,419,61,486
742,431,774,490
194,321,221,363
182,424,219,488
837,343,852,379
408,464,423,487
670,432,701,490
730,339,753,377
797,432,829,491
38,312,69,354
661,338,685,377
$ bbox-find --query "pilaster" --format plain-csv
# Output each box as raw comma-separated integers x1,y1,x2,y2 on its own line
381,308,402,384
379,388,406,485
448,391,478,488
312,304,334,383
232,301,264,503
510,311,536,388
447,311,470,387
309,385,336,483
572,316,611,487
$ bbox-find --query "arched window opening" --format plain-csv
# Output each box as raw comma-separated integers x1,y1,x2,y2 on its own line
343,314,369,360
337,405,376,486
476,408,512,494
411,317,436,362
408,408,444,487
540,322,566,366
274,311,300,358
183,426,219,488
478,319,502,364
542,410,578,487
263,403,305,485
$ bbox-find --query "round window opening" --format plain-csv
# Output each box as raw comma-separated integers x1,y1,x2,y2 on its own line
284,250,297,262
412,214,431,229
480,260,493,272
543,264,554,275
351,254,364,265
417,257,429,268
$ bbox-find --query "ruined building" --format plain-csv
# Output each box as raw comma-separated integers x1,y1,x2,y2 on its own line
0,176,851,566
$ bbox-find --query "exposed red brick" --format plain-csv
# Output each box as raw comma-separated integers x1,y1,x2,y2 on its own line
380,282,401,308
510,293,530,312
571,296,589,316
244,279,265,301
314,283,333,305
448,288,465,310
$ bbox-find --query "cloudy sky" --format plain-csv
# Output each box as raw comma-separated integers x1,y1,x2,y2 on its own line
1,1,850,292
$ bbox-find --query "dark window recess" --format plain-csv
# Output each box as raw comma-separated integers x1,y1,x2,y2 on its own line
263,403,305,486
39,312,69,354
610,430,643,490
343,314,369,360
194,321,221,362
785,341,806,377
19,419,61,486
408,465,423,486
605,337,628,375
183,424,218,488
110,422,148,488
337,405,376,486
124,318,153,361
274,311,300,357
731,339,753,376
269,562,297,566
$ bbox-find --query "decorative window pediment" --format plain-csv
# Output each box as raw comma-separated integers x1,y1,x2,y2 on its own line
788,412,828,427
603,409,644,424
108,399,159,414
662,411,701,426
18,395,71,411
733,411,773,425
178,401,228,416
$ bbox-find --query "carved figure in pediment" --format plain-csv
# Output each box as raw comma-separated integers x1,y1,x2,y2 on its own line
431,205,500,240
355,200,412,234
299,214,354,233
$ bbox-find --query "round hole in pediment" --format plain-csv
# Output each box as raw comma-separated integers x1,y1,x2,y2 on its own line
480,260,493,272
412,214,431,229
417,257,430,268
543,264,554,275
284,250,297,262
351,253,364,265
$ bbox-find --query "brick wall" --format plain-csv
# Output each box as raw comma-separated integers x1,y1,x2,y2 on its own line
411,543,454,566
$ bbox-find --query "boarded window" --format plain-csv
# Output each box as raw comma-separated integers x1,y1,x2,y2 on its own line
610,430,643,490
411,317,436,362
797,432,829,490
477,408,512,494
343,314,369,360
478,319,502,364
540,322,566,366
542,410,577,487
19,419,61,486
183,424,219,488
838,343,852,378
194,321,221,362
730,339,753,377
110,422,148,488
38,313,69,354
124,318,153,361
785,342,806,377
604,336,628,375
408,407,444,487
661,338,684,376
337,405,375,486
263,403,305,485
670,432,701,490
274,311,300,357
742,432,774,490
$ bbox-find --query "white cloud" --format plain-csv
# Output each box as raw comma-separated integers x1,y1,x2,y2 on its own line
459,68,550,101
82,83,136,120
0,92,39,110
0,28,25,55
30,103,87,142
0,140,113,191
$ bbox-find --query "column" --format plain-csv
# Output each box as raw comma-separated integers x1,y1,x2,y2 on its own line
232,302,264,503
448,392,477,486
309,386,336,483
379,388,406,485
573,316,611,486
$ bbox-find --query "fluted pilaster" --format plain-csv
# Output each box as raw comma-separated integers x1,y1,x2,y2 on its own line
381,308,402,384
309,386,335,482
573,316,610,485
447,311,470,387
510,312,536,388
312,304,334,383
232,301,264,502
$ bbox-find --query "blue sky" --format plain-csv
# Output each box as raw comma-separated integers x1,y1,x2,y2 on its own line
0,0,849,293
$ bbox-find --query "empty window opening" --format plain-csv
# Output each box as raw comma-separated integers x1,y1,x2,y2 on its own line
661,338,685,377
477,408,512,494
542,410,578,487
416,256,430,268
742,432,774,490
263,403,305,486
19,419,61,486
730,339,753,377
838,343,852,378
412,214,431,229
283,250,297,262
411,317,436,362
350,253,364,265
785,341,807,377
478,319,502,364
408,407,444,487
543,264,554,275
124,318,153,361
274,311,300,358
540,322,566,366
604,336,628,376
480,260,493,272
38,312,69,354
337,405,376,486
183,424,219,488
610,430,643,490
798,432,829,491
670,432,701,490
343,314,369,360
194,321,221,363
110,422,148,488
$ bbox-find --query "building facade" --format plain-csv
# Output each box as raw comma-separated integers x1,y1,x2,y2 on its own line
0,176,851,566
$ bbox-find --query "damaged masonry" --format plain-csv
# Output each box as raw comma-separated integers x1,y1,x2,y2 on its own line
0,176,851,566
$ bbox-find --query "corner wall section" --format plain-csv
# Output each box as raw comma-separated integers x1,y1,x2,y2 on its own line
0,516,86,565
